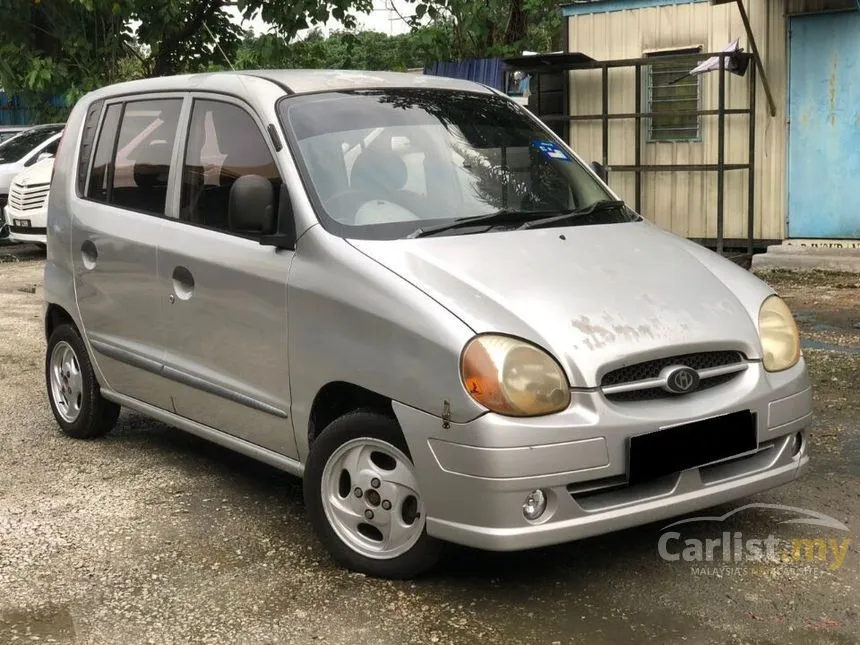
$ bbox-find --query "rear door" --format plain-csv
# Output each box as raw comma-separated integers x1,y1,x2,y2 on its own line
73,95,185,409
156,95,297,457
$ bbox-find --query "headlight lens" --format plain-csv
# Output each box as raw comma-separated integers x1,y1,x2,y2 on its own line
461,335,571,416
758,295,801,372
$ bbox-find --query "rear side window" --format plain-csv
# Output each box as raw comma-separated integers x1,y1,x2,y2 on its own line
111,99,182,216
86,98,182,216
87,104,122,203
179,100,281,232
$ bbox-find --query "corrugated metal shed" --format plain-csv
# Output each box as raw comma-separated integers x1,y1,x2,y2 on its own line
565,0,787,243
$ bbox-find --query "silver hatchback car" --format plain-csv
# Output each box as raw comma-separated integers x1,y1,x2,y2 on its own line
44,71,811,578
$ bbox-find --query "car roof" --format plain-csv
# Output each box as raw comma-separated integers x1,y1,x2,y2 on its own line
83,69,494,101
15,123,64,132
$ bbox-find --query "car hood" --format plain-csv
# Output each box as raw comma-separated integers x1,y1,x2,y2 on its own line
0,164,23,192
11,157,54,185
348,221,773,387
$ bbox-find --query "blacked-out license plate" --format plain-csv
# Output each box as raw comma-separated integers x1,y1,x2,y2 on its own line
628,410,756,485
13,219,30,228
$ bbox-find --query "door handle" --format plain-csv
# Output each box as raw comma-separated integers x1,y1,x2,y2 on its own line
81,239,98,270
171,265,195,300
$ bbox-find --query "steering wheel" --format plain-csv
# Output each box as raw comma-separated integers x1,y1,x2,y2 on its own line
324,188,429,224
323,189,378,224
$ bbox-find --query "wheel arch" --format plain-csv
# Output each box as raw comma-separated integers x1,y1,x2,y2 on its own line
308,381,396,448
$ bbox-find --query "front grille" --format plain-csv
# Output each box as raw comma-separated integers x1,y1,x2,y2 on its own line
601,350,746,402
9,225,47,235
8,181,49,213
601,351,744,387
606,372,739,402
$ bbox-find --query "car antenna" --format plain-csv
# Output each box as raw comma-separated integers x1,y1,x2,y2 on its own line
203,22,237,72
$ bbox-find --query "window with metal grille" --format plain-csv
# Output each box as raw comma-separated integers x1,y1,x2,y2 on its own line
646,47,702,142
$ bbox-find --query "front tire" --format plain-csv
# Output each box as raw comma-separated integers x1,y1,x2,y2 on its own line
46,324,120,439
304,411,440,579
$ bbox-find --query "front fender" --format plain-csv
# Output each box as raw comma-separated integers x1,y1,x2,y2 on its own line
287,227,485,461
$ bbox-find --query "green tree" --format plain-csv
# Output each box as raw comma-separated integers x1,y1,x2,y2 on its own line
0,0,376,120
408,0,563,60
234,27,455,72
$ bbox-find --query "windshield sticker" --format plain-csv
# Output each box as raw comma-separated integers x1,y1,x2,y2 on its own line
532,139,570,162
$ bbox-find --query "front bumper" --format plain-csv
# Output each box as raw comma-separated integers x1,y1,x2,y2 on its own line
393,359,812,551
3,204,47,245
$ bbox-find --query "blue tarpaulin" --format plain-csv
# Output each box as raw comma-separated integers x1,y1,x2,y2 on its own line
423,58,506,91
0,92,66,126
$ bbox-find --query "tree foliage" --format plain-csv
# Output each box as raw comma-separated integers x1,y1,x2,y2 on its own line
406,0,563,60
0,0,563,123
233,26,454,72
0,0,374,117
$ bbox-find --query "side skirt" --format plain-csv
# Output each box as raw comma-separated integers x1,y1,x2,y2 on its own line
101,389,304,478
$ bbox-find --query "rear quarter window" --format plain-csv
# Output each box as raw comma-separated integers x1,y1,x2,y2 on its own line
76,100,105,197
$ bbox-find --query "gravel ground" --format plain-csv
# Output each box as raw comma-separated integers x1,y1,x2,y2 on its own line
0,247,858,645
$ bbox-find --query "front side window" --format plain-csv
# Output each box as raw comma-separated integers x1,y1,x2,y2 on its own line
279,89,622,240
180,100,281,233
0,126,63,164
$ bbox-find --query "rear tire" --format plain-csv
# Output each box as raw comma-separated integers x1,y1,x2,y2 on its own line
304,411,441,579
46,324,120,439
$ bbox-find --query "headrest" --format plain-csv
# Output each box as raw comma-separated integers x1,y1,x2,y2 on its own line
350,147,408,195
133,140,171,189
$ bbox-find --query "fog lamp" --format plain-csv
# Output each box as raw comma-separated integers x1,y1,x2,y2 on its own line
523,489,547,521
792,431,804,456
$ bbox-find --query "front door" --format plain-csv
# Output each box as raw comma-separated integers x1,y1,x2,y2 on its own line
73,96,184,409
788,11,860,239
157,97,297,457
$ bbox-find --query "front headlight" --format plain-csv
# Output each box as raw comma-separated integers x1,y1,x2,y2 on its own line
758,295,801,372
460,334,571,416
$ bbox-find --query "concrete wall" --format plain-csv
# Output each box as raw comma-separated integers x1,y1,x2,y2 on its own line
565,0,788,242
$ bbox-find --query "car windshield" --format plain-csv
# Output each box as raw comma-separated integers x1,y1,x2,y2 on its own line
278,89,631,240
0,126,62,164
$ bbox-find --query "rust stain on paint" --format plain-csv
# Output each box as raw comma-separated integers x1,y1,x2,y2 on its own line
828,54,838,127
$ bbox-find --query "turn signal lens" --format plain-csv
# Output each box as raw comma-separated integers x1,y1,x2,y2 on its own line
758,295,801,372
461,335,570,416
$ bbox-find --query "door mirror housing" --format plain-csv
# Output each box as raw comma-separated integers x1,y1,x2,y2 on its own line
228,174,276,235
37,151,54,163
590,161,609,183
260,183,297,251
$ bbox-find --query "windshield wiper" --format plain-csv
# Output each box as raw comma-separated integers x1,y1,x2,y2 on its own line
407,208,564,239
516,200,627,230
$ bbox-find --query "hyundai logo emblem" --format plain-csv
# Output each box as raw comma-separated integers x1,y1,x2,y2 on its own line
661,365,700,394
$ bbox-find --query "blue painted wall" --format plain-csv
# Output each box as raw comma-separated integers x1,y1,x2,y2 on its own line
788,11,860,239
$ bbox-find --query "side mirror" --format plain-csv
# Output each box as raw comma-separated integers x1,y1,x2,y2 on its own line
590,161,609,183
228,174,276,235
37,151,54,163
260,183,297,251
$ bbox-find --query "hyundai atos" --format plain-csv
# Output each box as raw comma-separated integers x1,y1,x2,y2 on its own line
43,70,811,578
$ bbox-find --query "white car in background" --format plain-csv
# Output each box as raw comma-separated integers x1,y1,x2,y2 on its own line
0,126,26,143
0,123,63,240
4,155,53,247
